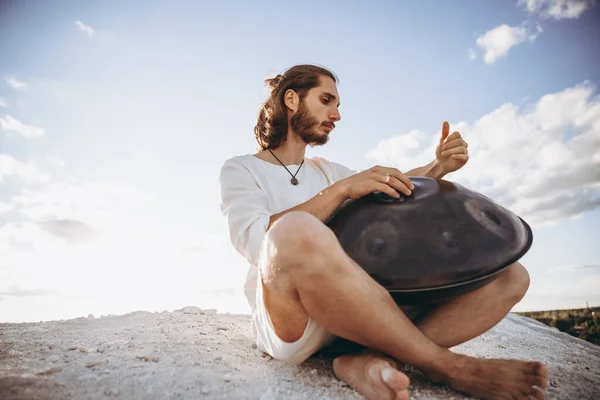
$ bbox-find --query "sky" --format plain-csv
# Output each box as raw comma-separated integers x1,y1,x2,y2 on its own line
0,0,599,323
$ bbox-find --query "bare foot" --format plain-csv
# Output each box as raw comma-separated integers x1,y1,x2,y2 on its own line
333,350,410,400
429,354,548,400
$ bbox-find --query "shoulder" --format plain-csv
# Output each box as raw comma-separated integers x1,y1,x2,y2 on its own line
219,155,259,184
308,156,357,182
309,156,356,177
220,154,258,173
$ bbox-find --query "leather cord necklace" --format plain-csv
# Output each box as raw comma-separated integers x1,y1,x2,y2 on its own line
267,148,304,186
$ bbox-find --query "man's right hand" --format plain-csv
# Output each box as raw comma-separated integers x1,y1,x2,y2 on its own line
337,166,414,200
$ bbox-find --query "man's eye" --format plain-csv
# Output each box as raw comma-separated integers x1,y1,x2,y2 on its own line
322,98,330,103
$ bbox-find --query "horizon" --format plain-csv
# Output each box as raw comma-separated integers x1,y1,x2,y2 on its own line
1,0,599,323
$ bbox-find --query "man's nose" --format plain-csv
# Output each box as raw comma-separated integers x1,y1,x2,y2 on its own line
330,108,341,122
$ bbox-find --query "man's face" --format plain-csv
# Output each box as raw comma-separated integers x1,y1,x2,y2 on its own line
290,76,341,147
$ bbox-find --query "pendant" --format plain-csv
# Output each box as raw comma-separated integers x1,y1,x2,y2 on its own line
291,177,299,186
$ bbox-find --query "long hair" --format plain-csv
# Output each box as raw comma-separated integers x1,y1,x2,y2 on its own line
254,64,338,150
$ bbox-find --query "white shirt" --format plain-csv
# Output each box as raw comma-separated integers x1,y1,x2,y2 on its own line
218,154,356,311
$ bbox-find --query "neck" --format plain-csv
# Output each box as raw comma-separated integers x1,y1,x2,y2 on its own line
267,131,306,165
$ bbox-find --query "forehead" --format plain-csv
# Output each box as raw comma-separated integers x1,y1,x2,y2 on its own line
311,76,340,99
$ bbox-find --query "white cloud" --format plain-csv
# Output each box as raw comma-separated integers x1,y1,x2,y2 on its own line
75,20,95,37
0,115,45,138
468,48,477,61
9,180,154,232
0,202,14,214
0,98,6,107
0,154,50,185
47,156,66,168
366,82,600,226
475,23,543,64
4,76,27,90
0,173,248,321
518,0,595,19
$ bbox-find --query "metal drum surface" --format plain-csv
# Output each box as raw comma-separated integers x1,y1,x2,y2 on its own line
325,177,533,304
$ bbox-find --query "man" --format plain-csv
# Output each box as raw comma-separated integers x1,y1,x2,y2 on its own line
219,64,547,400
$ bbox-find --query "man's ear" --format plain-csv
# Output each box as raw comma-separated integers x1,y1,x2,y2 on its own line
284,89,299,112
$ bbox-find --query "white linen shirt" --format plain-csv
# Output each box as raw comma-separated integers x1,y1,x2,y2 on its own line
218,154,356,311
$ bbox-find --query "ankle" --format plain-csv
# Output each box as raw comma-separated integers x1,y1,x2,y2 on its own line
421,351,464,385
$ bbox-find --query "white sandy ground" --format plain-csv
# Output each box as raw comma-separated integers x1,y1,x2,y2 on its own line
1,308,599,400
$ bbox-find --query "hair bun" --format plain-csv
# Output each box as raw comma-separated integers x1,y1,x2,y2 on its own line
266,74,285,91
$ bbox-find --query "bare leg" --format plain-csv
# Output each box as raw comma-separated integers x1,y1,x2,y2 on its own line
335,263,545,400
413,262,530,348
260,212,547,400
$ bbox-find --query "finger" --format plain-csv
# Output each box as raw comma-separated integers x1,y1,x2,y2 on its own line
442,138,468,150
440,121,450,143
375,182,401,199
384,167,414,190
441,146,467,157
451,154,469,161
445,131,462,142
387,176,413,196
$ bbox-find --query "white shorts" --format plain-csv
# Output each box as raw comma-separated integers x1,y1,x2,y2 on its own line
251,269,336,365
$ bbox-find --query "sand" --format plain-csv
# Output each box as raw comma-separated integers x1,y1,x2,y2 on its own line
1,307,599,399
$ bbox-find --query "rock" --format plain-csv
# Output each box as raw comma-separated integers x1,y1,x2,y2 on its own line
85,359,103,368
48,354,61,363
135,348,158,362
178,306,203,315
1,311,598,399
36,366,62,376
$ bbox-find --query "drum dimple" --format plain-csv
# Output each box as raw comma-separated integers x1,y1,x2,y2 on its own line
368,237,387,256
442,231,458,248
481,210,501,225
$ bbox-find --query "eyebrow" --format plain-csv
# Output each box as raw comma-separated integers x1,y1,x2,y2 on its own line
322,91,341,107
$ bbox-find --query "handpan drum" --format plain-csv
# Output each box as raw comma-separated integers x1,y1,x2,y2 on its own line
325,177,533,304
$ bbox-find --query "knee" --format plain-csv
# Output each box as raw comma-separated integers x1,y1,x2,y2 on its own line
500,262,530,304
263,211,338,266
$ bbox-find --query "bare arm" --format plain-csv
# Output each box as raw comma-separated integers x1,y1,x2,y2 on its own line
268,181,347,230
405,159,447,179
267,165,416,230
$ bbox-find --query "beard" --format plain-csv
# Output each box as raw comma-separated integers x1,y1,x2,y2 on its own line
289,103,330,147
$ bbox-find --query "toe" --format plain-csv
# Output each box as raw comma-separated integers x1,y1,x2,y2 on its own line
395,389,410,400
382,367,410,389
529,385,545,400
526,361,547,377
525,375,547,390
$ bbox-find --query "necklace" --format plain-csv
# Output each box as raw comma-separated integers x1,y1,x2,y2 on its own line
267,148,304,186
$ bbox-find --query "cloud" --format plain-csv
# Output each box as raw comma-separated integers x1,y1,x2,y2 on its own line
518,0,595,19
0,115,44,138
8,179,154,232
0,202,14,214
0,98,6,107
4,76,27,90
38,218,101,243
365,82,600,226
47,156,66,168
0,154,50,185
475,23,543,64
0,285,61,297
75,20,95,37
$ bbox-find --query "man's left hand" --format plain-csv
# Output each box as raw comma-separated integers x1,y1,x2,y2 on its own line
435,121,469,174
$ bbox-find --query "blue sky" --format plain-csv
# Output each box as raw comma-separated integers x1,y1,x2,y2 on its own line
1,0,599,322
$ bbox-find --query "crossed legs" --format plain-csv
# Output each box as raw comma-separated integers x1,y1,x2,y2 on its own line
259,211,547,400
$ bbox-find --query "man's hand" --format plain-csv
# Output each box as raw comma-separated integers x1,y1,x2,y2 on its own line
337,166,414,200
435,121,469,174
